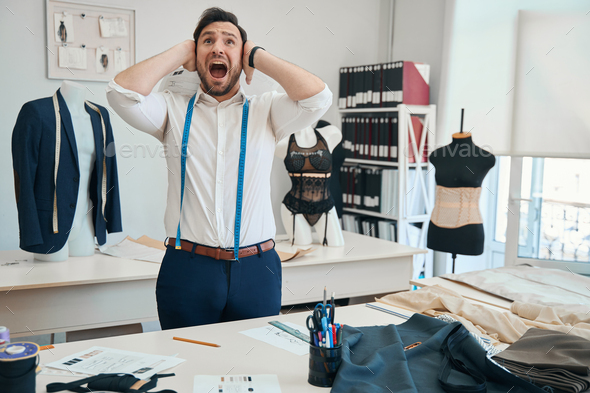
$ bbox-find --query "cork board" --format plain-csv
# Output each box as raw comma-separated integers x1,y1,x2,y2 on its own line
46,0,136,82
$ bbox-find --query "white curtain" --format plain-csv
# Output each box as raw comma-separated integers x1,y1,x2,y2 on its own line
511,10,590,158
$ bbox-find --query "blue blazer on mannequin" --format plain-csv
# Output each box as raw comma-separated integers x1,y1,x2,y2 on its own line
12,89,122,254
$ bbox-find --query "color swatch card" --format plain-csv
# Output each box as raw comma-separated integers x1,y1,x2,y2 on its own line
194,375,281,393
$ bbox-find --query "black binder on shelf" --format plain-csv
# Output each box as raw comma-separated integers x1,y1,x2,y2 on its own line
379,117,389,161
362,118,369,159
382,63,390,107
366,65,373,108
338,67,346,109
371,117,379,160
355,67,362,108
355,118,361,158
388,116,399,162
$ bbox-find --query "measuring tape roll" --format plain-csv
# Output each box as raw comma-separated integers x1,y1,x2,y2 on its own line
0,342,39,393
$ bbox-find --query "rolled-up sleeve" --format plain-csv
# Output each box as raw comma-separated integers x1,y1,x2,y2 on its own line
270,83,333,142
105,80,168,141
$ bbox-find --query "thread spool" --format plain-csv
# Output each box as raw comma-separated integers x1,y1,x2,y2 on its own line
0,327,9,343
0,342,39,393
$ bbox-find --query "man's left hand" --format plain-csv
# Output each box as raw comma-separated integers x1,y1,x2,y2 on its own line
242,40,256,85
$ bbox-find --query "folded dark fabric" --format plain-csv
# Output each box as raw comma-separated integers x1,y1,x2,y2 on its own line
494,328,590,374
330,314,545,393
495,360,588,393
493,327,590,393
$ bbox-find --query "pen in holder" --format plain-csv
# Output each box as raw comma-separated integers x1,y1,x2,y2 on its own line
308,343,342,388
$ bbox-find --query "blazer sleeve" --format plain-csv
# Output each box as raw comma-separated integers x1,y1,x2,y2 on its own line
103,108,123,234
11,103,44,247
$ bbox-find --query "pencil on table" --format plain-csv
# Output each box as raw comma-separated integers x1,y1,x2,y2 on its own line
173,336,220,348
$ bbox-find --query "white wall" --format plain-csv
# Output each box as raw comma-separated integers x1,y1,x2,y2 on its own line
391,0,446,107
0,0,391,250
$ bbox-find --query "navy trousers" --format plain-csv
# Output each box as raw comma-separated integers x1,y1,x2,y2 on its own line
155,240,282,330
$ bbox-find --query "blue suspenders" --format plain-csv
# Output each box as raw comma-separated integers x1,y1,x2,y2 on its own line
175,94,250,261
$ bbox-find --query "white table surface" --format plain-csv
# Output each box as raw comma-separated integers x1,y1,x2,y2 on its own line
0,231,424,292
34,302,413,392
276,231,426,268
1,231,425,336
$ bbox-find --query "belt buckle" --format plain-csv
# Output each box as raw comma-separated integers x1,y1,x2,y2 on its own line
224,247,238,261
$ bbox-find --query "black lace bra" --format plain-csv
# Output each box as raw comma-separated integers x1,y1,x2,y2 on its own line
284,131,332,174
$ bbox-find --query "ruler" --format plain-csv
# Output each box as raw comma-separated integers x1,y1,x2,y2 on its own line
268,321,310,343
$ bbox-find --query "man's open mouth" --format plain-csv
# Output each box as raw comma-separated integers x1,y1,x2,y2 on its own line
209,61,228,80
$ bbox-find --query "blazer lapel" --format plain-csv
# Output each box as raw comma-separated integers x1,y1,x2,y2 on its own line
56,89,79,171
85,102,104,204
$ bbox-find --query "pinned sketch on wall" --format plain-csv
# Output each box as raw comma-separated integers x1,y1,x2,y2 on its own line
46,1,135,82
99,16,128,37
54,13,74,42
114,48,127,72
58,46,87,69
95,46,108,73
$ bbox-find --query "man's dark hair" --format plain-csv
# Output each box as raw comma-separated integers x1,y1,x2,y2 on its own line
193,7,247,47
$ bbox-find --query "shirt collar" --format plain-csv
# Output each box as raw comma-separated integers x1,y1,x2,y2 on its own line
195,84,247,106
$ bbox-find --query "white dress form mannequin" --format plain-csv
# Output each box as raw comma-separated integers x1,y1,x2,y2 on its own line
275,125,345,247
35,81,96,261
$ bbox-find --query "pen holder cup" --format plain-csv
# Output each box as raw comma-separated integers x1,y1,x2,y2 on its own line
308,344,342,388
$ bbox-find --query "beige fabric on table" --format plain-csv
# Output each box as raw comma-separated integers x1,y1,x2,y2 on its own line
430,186,483,228
378,285,590,345
511,301,590,330
441,265,590,309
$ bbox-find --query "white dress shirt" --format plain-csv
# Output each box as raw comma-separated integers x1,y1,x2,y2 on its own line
106,79,332,248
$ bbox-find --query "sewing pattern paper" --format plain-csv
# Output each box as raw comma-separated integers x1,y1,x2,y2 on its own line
58,46,87,70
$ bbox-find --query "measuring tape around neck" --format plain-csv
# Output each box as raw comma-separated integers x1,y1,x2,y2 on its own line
175,95,249,261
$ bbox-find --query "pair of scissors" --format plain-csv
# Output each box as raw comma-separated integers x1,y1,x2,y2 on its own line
315,303,332,325
306,307,323,345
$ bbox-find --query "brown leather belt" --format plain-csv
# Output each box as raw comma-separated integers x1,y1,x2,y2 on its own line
167,237,275,260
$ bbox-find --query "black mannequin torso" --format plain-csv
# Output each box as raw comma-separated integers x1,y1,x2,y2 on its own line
427,136,495,256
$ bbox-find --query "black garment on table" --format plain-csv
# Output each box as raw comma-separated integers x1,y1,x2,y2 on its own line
493,328,590,393
282,129,334,245
331,313,546,393
46,372,176,393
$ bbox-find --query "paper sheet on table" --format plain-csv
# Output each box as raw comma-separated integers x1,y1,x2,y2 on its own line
45,346,184,380
276,247,316,262
40,364,90,378
98,236,165,263
240,322,309,356
194,374,281,393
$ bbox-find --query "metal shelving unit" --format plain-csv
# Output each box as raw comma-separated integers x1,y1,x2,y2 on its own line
340,104,436,277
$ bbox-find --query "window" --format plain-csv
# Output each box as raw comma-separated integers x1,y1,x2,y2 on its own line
503,157,590,273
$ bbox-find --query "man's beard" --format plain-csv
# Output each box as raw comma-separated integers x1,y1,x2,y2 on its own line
196,61,241,97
